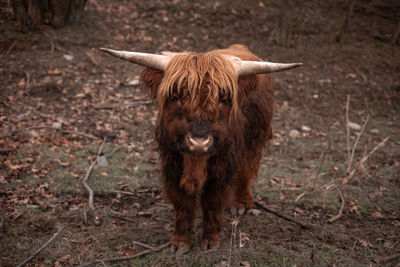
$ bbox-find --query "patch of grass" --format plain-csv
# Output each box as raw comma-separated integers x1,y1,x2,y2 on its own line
52,171,81,194
240,247,304,266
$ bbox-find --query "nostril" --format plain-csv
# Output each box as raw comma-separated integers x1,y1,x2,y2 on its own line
185,135,214,153
189,136,212,146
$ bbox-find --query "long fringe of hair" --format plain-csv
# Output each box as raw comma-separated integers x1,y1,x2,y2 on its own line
157,52,239,117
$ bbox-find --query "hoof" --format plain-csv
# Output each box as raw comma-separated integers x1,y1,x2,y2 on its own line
171,242,190,257
201,236,220,251
230,206,246,215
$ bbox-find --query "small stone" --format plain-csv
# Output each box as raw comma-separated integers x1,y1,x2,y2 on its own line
370,129,380,134
301,125,311,132
52,122,62,129
96,155,109,167
63,54,74,61
347,121,361,130
127,76,140,86
289,129,300,139
128,79,139,86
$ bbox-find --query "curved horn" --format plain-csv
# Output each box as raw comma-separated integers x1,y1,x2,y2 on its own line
233,60,303,76
99,47,170,71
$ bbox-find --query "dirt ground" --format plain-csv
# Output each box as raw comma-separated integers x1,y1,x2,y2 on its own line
1,0,399,266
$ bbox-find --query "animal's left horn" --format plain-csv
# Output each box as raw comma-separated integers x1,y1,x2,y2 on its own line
233,60,302,76
99,47,170,71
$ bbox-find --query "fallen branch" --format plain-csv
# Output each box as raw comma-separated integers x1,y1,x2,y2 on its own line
81,137,107,225
255,201,314,229
328,187,345,223
77,241,171,267
17,224,68,267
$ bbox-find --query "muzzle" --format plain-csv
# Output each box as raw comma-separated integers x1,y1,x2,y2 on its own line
183,119,214,154
184,134,214,154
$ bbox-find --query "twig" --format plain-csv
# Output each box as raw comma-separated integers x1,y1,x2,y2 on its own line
6,39,17,55
346,95,351,171
392,22,400,45
294,191,306,203
328,188,345,223
17,224,68,267
131,241,155,250
83,205,88,225
336,0,356,42
255,201,314,229
346,137,390,181
105,147,120,157
77,241,171,267
110,215,137,223
24,71,30,89
228,219,238,267
313,136,332,179
374,253,400,264
348,115,369,171
359,137,390,165
266,187,304,192
93,100,153,109
81,137,107,225
0,126,100,140
63,129,100,140
112,190,135,196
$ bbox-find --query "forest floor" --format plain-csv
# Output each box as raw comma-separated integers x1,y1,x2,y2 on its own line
1,0,399,266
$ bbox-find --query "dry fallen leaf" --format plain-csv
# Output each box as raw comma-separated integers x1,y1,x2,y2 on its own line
122,245,139,256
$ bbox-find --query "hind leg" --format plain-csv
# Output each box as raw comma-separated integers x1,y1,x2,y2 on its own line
231,172,254,215
231,155,261,215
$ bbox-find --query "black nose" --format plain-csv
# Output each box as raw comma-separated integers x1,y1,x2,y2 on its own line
191,119,210,137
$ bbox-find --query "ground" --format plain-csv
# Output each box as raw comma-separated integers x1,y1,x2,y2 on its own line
1,0,400,266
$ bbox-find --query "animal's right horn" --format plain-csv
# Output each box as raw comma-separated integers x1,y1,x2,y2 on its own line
99,48,170,71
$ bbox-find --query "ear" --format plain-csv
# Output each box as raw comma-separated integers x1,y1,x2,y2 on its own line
237,74,272,99
140,68,164,100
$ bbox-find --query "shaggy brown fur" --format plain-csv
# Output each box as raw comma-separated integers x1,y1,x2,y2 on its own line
158,52,239,118
140,44,274,253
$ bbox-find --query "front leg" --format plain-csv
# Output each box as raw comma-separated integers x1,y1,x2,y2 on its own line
165,178,197,256
200,184,231,250
171,199,196,255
